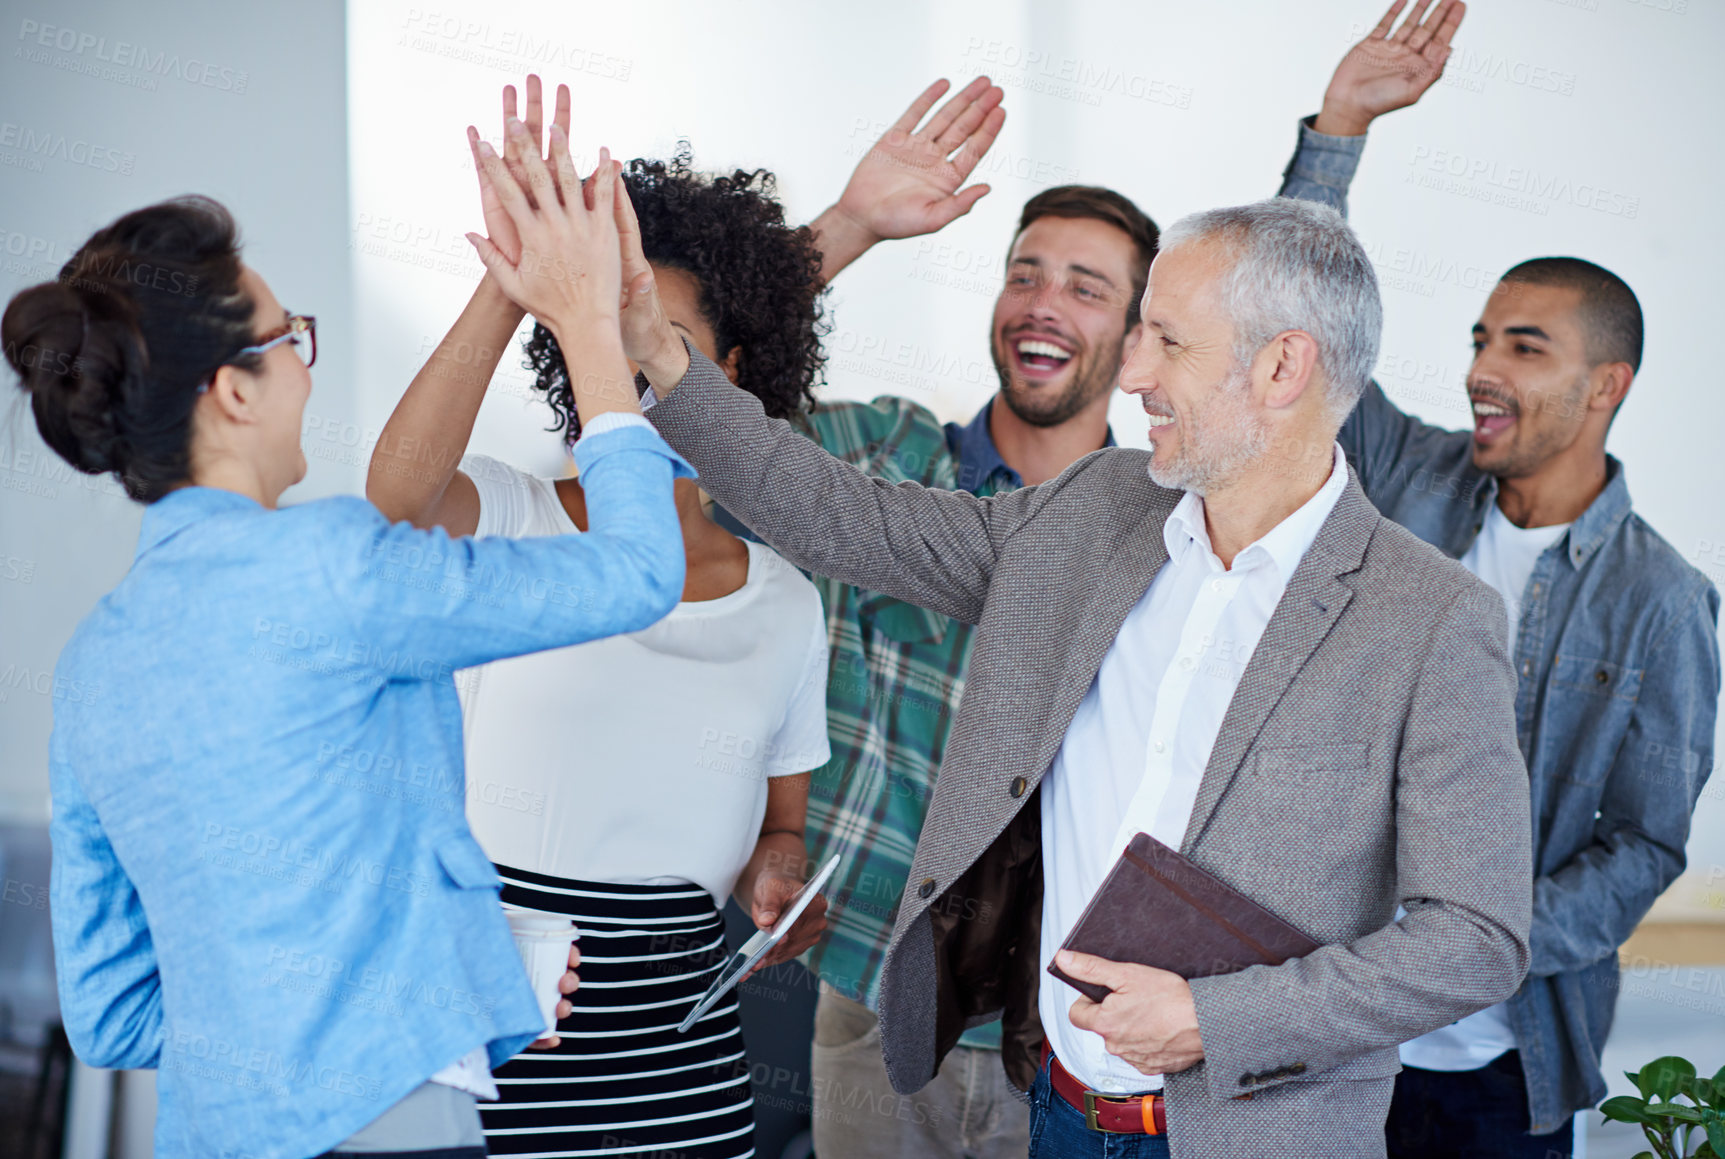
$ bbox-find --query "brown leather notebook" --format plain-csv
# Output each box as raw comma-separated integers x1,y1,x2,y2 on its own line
1046,832,1320,1003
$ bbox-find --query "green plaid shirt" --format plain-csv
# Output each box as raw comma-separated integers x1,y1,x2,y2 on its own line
723,394,1108,1052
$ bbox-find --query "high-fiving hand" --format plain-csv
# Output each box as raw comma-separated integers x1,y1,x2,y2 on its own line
463,88,639,421
468,76,572,267
465,121,622,343
1316,0,1467,137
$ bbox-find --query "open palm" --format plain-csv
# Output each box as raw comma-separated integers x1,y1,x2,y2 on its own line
834,76,1006,243
1322,0,1466,134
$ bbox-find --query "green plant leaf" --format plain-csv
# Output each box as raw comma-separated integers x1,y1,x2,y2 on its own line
1643,1057,1699,1102
1602,1095,1658,1125
1695,1077,1717,1106
1628,1151,1654,1159
1704,1108,1725,1155
1645,1101,1704,1123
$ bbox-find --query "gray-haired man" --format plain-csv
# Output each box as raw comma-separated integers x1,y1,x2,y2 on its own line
619,194,1533,1158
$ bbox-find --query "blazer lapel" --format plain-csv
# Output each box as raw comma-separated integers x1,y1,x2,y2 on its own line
1179,476,1378,851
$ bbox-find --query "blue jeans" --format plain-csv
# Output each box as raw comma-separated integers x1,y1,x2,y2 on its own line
1028,1054,1171,1159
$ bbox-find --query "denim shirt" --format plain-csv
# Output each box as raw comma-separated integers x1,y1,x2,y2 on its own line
943,394,1116,495
49,424,692,1159
1282,120,1721,1131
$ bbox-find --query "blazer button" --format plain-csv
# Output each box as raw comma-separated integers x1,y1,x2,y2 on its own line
918,878,936,899
1009,776,1028,798
1289,1062,1306,1075
1238,1073,1255,1087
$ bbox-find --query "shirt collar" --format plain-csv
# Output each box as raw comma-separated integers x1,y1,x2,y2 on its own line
947,396,1117,493
1559,455,1633,571
137,486,263,553
1162,443,1350,581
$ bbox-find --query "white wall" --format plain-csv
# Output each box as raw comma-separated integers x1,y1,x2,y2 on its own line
0,0,356,826
346,0,1725,917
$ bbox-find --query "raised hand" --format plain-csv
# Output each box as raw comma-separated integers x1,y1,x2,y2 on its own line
468,75,571,266
465,124,638,420
1316,0,1467,137
466,124,620,338
811,77,1007,283
614,174,691,388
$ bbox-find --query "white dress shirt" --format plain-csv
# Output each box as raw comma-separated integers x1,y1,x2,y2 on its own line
1040,444,1349,1094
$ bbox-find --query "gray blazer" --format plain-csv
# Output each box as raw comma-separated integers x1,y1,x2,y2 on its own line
646,352,1533,1159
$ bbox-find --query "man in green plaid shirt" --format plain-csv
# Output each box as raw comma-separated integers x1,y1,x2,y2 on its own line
763,78,1155,1158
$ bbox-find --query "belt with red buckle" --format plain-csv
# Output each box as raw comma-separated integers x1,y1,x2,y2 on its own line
1041,1041,1166,1135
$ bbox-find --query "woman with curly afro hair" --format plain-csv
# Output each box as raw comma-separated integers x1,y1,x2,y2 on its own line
368,79,834,1159
523,142,827,439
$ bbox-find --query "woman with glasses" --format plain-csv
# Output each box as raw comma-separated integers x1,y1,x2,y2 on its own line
367,79,832,1159
7,145,689,1159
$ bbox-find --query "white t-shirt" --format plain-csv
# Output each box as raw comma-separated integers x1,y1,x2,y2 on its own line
1399,501,1570,1072
455,454,832,908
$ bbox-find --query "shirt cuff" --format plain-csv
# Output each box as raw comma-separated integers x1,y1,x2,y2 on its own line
572,416,697,480
579,410,655,439
1281,114,1367,193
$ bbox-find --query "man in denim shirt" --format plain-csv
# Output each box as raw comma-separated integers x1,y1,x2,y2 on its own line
1277,11,1721,1155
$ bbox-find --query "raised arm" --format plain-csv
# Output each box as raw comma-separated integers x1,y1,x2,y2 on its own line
808,77,1006,284
335,90,693,670
1277,0,1465,215
366,77,565,535
616,191,1045,624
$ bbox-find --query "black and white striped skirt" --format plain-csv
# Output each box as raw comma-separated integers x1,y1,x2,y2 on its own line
480,865,755,1159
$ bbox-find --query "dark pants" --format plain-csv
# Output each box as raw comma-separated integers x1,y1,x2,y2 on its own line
1028,1054,1172,1159
1387,1052,1575,1159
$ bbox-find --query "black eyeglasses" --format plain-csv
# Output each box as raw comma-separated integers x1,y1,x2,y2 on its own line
200,314,317,392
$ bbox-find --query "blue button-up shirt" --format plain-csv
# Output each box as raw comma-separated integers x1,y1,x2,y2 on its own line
49,424,691,1159
943,395,1116,495
1281,119,1721,1131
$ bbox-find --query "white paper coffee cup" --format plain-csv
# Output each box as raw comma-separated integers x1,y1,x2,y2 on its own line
504,906,577,1038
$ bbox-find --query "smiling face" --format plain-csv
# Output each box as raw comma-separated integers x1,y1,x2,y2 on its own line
1467,280,1597,479
989,216,1138,428
1117,242,1269,495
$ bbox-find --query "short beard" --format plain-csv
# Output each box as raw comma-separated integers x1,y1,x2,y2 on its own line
1147,363,1269,496
1475,371,1590,480
992,330,1125,429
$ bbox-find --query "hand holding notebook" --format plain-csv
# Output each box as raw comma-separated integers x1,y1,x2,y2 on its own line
1047,832,1319,1004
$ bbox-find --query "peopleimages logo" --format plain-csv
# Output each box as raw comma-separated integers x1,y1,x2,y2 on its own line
1405,146,1639,218
15,19,250,92
0,122,134,175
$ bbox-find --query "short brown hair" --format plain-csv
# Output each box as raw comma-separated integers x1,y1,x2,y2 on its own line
1014,186,1159,320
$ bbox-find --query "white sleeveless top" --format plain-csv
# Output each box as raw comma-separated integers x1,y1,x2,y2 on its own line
456,454,831,907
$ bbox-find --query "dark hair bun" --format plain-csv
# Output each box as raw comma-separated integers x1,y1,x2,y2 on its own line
2,196,254,502
3,277,142,474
